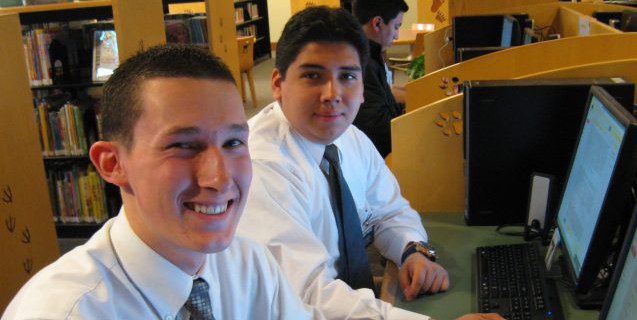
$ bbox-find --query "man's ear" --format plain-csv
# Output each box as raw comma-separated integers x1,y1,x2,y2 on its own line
272,68,283,103
89,141,128,188
372,16,383,31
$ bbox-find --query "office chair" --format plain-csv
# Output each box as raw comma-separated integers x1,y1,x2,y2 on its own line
237,35,257,108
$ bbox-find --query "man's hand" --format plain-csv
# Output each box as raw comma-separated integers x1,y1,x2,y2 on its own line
398,253,449,301
456,313,505,320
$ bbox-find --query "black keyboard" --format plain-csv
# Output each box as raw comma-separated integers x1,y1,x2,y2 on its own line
476,243,564,320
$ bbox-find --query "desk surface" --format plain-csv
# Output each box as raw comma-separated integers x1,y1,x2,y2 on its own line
389,213,599,319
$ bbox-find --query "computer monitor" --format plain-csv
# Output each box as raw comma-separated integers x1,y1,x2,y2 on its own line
463,78,635,226
500,15,520,47
599,204,637,320
621,10,637,31
523,27,539,44
592,11,623,27
453,13,528,62
556,86,637,299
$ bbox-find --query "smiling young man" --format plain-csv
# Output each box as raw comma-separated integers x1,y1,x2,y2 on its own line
2,45,317,320
352,0,409,158
237,6,502,320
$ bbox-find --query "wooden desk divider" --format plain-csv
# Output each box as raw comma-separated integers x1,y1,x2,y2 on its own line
418,1,633,76
420,0,558,29
0,13,60,313
522,58,637,102
392,58,637,216
423,26,454,76
406,32,637,112
390,95,465,214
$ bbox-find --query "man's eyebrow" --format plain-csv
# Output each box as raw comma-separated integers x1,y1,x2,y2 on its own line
165,126,200,137
163,123,248,137
299,63,361,72
229,123,250,133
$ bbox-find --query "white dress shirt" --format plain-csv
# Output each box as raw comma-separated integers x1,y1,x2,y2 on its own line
3,208,319,320
237,102,430,319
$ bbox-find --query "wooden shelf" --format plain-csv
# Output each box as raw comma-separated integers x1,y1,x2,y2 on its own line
235,16,262,27
55,221,105,238
31,82,104,90
0,0,111,14
43,155,90,161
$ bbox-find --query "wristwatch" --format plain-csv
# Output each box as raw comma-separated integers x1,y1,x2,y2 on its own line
401,241,438,264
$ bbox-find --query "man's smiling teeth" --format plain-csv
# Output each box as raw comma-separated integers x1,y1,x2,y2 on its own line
191,203,227,215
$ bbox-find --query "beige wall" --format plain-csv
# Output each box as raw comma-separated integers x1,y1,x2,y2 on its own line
267,0,291,43
268,0,419,43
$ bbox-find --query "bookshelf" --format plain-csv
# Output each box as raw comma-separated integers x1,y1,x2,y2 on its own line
1,3,119,239
1,0,240,239
233,0,270,61
165,1,269,63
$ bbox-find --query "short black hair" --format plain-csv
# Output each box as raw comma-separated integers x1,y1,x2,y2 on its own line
101,44,235,149
275,6,369,79
352,0,409,25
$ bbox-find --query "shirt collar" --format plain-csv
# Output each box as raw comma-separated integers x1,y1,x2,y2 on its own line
111,208,208,318
272,102,348,165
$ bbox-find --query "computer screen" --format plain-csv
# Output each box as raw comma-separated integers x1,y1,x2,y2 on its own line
599,205,637,320
556,86,637,295
500,16,514,47
557,92,626,275
500,15,517,47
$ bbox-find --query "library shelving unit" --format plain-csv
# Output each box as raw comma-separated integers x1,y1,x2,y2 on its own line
1,0,241,240
1,1,240,240
1,0,119,239
165,0,267,63
233,0,270,61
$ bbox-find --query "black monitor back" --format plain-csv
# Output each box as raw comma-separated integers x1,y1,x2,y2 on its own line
621,10,637,31
464,78,634,226
592,11,623,25
453,13,528,62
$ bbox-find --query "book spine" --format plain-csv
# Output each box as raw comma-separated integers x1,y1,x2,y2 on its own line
37,103,52,156
74,105,87,154
35,29,52,86
47,170,59,223
59,105,71,155
56,177,66,223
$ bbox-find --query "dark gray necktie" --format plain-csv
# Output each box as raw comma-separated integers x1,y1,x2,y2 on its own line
184,278,215,320
322,144,374,290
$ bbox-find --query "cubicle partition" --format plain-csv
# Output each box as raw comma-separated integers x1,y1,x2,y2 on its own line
419,1,632,76
406,32,637,112
392,58,637,215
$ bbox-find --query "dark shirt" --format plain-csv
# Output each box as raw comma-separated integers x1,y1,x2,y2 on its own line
353,40,404,158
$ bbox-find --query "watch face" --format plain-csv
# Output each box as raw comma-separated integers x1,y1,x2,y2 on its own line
417,242,438,261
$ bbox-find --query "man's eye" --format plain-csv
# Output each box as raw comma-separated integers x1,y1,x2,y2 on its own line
223,139,245,149
302,72,320,79
168,142,198,150
342,73,358,81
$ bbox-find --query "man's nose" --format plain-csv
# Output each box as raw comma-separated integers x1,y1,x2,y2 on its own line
320,78,342,104
198,148,231,192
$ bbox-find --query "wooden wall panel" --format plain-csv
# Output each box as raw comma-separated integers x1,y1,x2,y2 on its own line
0,14,59,313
